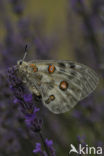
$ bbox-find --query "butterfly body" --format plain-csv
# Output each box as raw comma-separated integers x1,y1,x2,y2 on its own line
17,60,99,114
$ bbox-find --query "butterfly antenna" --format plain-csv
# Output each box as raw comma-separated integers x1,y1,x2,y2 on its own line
22,44,28,61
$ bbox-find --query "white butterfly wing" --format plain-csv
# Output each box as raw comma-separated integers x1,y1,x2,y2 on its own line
77,64,99,100
28,60,99,114
38,72,82,114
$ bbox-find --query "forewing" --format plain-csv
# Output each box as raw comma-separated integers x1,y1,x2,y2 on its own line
77,64,99,100
55,61,99,100
28,60,99,114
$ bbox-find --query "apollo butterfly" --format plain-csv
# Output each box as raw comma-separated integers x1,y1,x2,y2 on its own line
16,46,99,114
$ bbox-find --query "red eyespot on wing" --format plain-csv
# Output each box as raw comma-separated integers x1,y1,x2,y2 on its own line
30,64,35,68
30,64,38,72
48,64,55,73
60,81,68,90
33,67,38,72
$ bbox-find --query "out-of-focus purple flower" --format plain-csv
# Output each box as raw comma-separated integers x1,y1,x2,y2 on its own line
31,118,43,133
96,141,103,147
8,66,35,115
34,35,58,60
92,0,104,16
18,18,33,40
0,70,29,154
33,139,56,156
33,143,42,154
34,37,52,59
25,107,40,127
77,135,86,146
23,94,33,102
45,139,56,156
33,143,48,156
99,6,104,24
8,65,43,133
10,0,24,15
70,0,85,14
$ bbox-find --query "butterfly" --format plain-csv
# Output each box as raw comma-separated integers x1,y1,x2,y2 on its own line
17,58,99,114
15,45,99,114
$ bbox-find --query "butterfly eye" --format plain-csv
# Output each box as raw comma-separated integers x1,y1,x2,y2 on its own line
60,81,68,91
18,60,23,65
48,64,55,73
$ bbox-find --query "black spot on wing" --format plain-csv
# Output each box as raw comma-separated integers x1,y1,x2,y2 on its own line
69,62,75,68
58,62,66,68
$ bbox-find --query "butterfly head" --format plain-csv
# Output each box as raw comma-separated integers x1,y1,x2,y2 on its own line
17,59,28,66
17,60,23,66
17,60,28,74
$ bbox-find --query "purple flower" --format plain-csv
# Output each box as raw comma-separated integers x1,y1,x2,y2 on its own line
10,0,24,15
33,143,42,154
25,107,40,127
31,118,43,133
33,139,56,156
8,66,35,115
33,143,48,156
8,66,42,132
45,139,56,156
70,0,85,14
23,94,33,102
